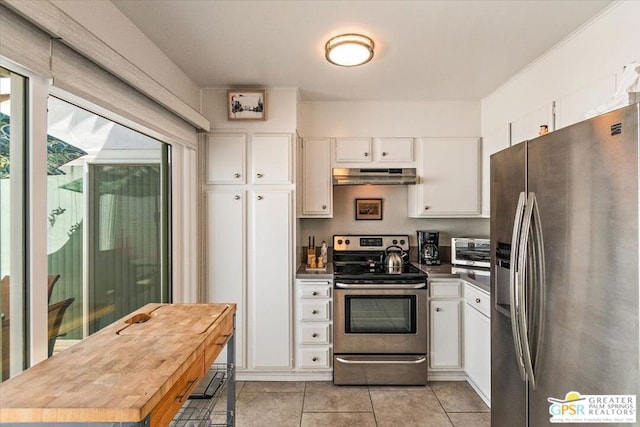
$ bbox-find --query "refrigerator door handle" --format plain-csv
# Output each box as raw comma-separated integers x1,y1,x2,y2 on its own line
517,192,544,389
510,191,527,381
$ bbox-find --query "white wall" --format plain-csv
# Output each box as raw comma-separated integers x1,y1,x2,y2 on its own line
299,101,480,137
51,0,201,111
481,0,640,136
201,88,298,131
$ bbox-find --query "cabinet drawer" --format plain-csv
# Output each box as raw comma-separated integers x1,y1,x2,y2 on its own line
429,281,461,298
300,324,331,345
299,285,331,299
300,300,331,321
464,284,490,317
150,353,205,426
298,347,331,369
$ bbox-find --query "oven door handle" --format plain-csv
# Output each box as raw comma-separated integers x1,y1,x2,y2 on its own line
335,282,426,289
335,357,427,365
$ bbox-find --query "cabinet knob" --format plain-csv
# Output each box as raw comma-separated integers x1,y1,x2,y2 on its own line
234,195,240,200
234,173,241,178
475,298,481,303
311,310,318,314
256,173,263,178
321,205,327,210
382,152,387,156
424,206,430,210
364,152,369,157
312,357,318,362
312,291,318,296
435,307,442,312
312,333,318,338
257,195,264,200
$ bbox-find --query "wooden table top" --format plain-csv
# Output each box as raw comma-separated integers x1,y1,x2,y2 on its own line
0,303,236,424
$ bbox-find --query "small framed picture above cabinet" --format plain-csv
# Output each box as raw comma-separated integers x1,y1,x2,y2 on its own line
228,89,266,120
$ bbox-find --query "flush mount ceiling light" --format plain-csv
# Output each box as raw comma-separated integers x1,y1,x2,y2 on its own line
325,33,375,67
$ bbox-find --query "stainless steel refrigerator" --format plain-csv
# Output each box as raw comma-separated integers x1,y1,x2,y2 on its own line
490,103,639,426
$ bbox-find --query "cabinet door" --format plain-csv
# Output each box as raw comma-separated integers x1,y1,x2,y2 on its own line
430,299,462,369
510,104,552,145
248,190,292,369
464,302,491,401
207,134,246,184
481,126,509,216
410,138,480,217
555,74,616,130
206,190,246,368
250,134,292,184
374,137,414,162
335,137,372,163
301,138,332,217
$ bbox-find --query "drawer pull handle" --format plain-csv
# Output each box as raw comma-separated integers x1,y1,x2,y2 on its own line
234,173,241,178
256,173,263,178
312,357,318,362
435,307,442,312
234,195,240,200
322,205,327,210
312,310,318,314
364,152,369,157
312,333,318,338
382,152,387,156
312,291,319,296
475,298,481,303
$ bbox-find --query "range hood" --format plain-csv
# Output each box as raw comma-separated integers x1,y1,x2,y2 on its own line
332,168,417,185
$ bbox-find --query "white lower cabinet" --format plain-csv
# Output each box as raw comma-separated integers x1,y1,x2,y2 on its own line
464,282,491,406
207,189,293,374
295,279,332,376
248,190,293,370
428,280,465,380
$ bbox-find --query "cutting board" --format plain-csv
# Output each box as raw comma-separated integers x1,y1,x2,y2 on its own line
117,304,228,336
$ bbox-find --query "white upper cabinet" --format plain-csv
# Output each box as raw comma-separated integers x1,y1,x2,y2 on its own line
300,138,332,217
334,137,372,163
207,134,246,184
250,133,292,184
510,105,553,145
334,137,415,165
481,126,509,217
373,137,414,162
409,137,481,217
554,74,616,130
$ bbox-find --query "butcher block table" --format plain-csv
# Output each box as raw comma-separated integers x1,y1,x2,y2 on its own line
0,303,236,426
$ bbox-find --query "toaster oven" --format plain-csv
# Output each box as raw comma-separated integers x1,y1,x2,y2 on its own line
451,237,490,268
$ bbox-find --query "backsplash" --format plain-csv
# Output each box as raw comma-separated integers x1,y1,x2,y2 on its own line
299,185,489,249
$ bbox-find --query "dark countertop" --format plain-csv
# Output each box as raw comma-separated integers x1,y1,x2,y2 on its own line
412,262,490,294
295,262,334,279
295,261,490,294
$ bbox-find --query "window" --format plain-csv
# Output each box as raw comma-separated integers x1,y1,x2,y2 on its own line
46,97,170,349
0,66,28,381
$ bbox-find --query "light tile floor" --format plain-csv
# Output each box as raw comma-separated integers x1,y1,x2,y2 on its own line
216,381,490,427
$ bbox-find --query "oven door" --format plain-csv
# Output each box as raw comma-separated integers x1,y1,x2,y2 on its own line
334,284,427,354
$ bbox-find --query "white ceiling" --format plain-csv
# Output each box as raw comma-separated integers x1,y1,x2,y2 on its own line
111,0,613,102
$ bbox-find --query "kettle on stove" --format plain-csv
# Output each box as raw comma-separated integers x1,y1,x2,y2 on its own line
384,245,407,274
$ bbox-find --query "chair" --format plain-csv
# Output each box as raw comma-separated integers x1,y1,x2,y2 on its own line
47,274,61,303
48,297,75,357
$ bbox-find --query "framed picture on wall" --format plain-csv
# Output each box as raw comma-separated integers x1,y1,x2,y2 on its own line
227,89,266,120
355,198,383,220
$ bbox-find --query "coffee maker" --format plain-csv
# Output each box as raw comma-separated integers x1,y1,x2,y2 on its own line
417,230,441,265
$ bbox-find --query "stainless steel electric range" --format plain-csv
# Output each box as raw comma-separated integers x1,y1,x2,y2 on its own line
332,234,428,385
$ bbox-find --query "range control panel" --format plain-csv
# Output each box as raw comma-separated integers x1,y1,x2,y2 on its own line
333,235,410,252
